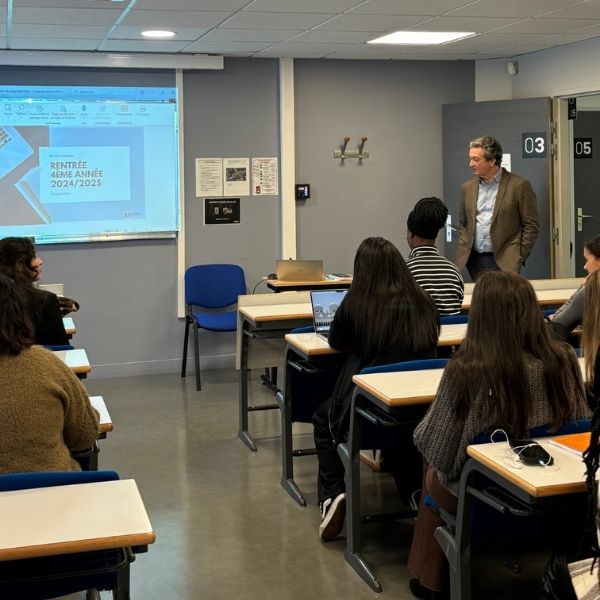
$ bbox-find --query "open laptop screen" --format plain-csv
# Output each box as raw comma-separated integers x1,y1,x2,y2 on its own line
310,289,348,338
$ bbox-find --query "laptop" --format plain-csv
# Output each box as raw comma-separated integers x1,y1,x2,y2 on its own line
276,259,324,282
310,289,348,341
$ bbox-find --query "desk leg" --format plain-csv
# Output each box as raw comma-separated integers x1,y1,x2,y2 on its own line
114,559,131,600
341,392,382,593
280,347,307,506
238,325,257,452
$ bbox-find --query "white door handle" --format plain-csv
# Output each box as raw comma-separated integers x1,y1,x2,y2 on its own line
577,207,594,232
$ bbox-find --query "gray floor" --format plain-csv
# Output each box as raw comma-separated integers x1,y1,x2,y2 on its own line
79,368,550,599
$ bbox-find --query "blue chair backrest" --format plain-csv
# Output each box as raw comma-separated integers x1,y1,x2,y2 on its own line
44,344,74,351
0,470,119,492
291,326,314,334
185,264,246,309
360,358,449,375
473,419,592,445
440,314,469,325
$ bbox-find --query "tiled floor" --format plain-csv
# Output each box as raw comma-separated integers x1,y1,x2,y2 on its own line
57,367,556,599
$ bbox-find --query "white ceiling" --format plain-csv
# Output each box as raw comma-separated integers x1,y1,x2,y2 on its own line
2,0,600,60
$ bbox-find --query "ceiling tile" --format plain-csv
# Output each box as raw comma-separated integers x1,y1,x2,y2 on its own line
408,15,526,31
243,0,360,12
136,0,249,9
539,0,600,19
183,40,275,53
110,25,210,41
260,41,356,53
123,10,232,28
13,7,122,25
221,11,335,29
12,24,110,38
100,39,192,52
291,30,381,42
10,37,100,50
492,17,600,34
314,14,431,32
200,28,302,42
447,0,582,18
348,0,478,16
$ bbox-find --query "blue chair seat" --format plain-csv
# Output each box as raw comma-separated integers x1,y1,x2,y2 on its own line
193,310,237,331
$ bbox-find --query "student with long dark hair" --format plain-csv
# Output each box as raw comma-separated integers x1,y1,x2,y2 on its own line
0,274,99,473
0,236,69,346
548,235,600,342
408,271,589,599
314,236,440,541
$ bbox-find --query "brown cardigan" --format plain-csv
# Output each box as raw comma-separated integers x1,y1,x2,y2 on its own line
0,346,99,474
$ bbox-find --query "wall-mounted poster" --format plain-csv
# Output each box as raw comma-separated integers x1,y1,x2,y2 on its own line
196,158,223,197
223,158,249,196
252,157,278,195
204,198,240,224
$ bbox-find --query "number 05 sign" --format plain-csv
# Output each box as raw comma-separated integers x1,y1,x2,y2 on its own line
574,138,593,159
522,132,547,158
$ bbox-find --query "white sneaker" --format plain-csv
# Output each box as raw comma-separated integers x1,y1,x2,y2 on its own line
319,492,346,541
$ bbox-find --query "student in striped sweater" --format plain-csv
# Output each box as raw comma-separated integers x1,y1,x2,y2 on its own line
406,197,464,315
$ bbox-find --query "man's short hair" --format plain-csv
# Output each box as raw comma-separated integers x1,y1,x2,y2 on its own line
469,136,503,166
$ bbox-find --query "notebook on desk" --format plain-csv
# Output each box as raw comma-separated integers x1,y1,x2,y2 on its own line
276,259,325,282
310,289,347,341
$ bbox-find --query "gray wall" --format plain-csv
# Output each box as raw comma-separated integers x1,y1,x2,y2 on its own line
20,58,475,378
294,60,475,272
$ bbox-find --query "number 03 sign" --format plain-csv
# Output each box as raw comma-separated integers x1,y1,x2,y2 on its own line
522,132,547,158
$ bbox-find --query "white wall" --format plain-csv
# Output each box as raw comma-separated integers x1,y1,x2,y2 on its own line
475,37,600,101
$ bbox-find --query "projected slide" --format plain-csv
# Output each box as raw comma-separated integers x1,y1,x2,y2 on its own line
0,85,179,243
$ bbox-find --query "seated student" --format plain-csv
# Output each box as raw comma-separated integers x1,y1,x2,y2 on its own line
313,236,440,541
407,271,589,600
0,236,69,346
0,274,99,473
406,197,464,315
547,235,600,342
565,269,600,598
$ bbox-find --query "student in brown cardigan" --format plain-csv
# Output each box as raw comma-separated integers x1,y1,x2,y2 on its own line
0,274,99,473
407,271,589,599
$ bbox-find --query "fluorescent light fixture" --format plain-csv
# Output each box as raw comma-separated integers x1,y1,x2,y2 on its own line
141,30,176,39
368,31,475,45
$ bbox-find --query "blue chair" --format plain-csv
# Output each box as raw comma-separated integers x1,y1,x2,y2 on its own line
440,314,469,325
338,358,449,592
44,344,75,351
0,470,138,599
434,419,592,598
181,264,246,391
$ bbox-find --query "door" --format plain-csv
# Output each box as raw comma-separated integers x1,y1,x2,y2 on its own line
442,98,552,281
572,110,600,276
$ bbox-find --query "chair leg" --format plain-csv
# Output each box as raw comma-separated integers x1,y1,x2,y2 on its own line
181,317,190,378
193,323,201,391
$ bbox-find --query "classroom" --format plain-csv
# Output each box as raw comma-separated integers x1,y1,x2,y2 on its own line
2,1,600,598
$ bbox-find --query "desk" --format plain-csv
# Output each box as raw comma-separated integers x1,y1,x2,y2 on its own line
280,333,447,509
54,348,91,378
462,287,577,311
440,440,586,600
63,316,75,338
90,395,113,434
237,292,312,451
266,277,352,293
0,479,155,561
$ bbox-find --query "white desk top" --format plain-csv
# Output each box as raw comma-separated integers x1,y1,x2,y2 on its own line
90,395,112,433
0,479,155,561
467,439,587,497
352,368,444,406
62,317,75,335
285,324,467,356
54,348,91,375
239,302,311,325
462,287,576,310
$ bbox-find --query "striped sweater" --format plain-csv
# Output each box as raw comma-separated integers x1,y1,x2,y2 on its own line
407,246,464,315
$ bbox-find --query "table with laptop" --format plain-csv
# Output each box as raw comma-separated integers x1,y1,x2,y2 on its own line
266,259,352,292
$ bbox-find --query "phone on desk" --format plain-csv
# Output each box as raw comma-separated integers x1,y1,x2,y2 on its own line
508,438,554,466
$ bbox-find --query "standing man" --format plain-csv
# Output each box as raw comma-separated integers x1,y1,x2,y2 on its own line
406,197,464,315
455,136,540,281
